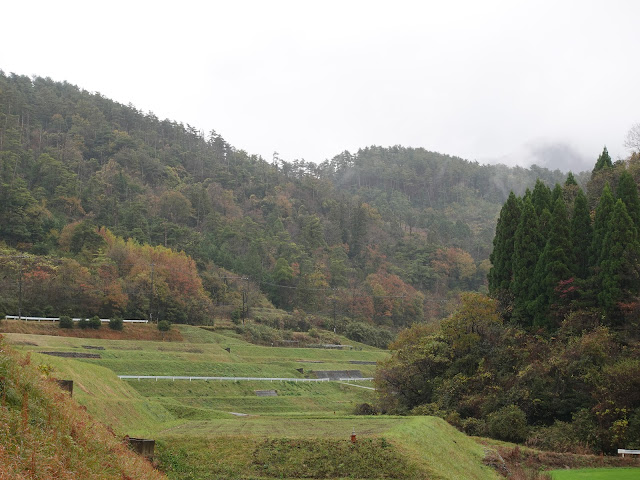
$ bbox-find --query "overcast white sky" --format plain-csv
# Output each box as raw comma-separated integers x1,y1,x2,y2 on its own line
2,1,639,172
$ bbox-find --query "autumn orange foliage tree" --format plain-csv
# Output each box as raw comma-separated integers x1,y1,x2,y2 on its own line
0,226,214,324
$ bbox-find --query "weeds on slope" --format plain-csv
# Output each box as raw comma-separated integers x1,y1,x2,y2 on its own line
0,334,165,480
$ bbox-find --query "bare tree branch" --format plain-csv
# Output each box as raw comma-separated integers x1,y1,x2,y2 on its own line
624,123,640,152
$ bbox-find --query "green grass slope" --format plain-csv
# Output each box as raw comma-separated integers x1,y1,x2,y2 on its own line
155,417,499,480
549,467,640,479
0,336,164,480
32,352,176,436
386,417,497,480
4,325,499,479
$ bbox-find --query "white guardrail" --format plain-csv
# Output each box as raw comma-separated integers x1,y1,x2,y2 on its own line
618,449,640,457
5,316,148,323
118,375,374,382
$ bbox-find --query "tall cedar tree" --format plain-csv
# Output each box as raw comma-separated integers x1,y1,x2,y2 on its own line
616,170,640,228
512,196,543,325
532,179,552,216
565,172,578,186
489,192,521,294
551,183,564,206
537,208,552,250
570,188,592,280
592,146,613,177
590,183,615,270
531,196,573,328
598,199,640,323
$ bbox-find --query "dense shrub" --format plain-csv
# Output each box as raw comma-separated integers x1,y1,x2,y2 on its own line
88,316,102,330
58,315,74,329
230,309,242,325
285,310,311,332
77,318,88,329
461,417,487,437
487,405,529,443
445,411,463,430
109,317,123,331
243,323,282,344
526,409,599,454
354,403,378,415
410,403,445,417
527,421,581,453
165,305,188,324
345,322,395,348
254,314,281,329
158,320,171,332
307,328,341,345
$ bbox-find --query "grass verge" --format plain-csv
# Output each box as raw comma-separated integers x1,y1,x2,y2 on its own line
548,467,640,479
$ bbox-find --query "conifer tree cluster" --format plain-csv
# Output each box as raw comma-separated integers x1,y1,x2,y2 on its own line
489,151,640,328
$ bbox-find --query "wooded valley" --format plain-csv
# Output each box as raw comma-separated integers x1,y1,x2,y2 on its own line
3,71,640,456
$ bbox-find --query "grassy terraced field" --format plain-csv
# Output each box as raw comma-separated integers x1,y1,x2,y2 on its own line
7,325,383,378
4,322,502,479
9,322,640,479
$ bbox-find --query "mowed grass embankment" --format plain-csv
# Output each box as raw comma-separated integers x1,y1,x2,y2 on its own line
549,467,640,479
154,417,499,480
385,416,496,480
4,323,501,479
155,436,421,479
27,351,179,436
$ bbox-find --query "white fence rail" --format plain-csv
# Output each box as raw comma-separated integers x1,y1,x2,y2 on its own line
118,375,373,382
5,316,148,323
618,449,640,457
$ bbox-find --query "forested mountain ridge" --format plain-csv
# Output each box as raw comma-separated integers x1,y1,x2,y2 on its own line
0,71,581,326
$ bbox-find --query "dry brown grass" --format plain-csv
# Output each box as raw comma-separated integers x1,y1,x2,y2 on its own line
0,320,183,342
0,334,166,479
483,442,640,478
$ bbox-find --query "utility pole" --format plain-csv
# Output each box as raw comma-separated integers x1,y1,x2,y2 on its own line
332,297,337,333
218,275,249,324
241,276,250,325
149,263,155,324
18,256,24,321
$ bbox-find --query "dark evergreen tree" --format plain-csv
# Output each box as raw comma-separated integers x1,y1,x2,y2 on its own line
592,146,613,177
489,192,521,294
598,199,640,323
551,183,564,206
616,170,640,228
532,179,552,216
512,196,543,325
531,196,573,327
570,188,592,280
590,183,615,269
564,172,578,186
537,208,552,250
562,172,581,214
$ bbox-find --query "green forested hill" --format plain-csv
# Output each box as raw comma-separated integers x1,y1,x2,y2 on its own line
0,71,580,326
